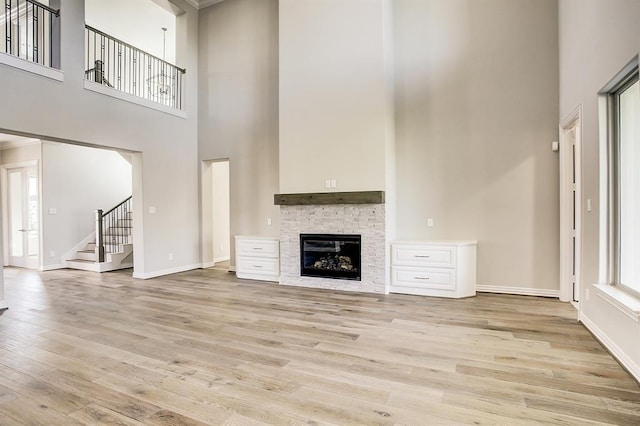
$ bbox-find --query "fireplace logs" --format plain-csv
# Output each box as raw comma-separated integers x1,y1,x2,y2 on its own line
300,234,362,280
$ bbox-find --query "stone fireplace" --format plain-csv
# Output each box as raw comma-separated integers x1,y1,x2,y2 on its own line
277,1,394,294
276,192,387,293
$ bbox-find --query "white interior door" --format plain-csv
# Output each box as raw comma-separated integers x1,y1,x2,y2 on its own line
560,110,582,306
7,166,39,269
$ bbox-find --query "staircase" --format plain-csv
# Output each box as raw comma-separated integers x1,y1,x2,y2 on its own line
65,197,133,272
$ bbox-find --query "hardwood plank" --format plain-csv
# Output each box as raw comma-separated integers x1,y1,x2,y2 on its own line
145,409,213,426
69,404,144,426
38,369,163,421
525,394,640,425
0,396,86,426
0,267,638,425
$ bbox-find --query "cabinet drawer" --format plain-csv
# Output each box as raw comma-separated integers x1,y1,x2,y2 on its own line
238,257,280,276
237,239,279,258
391,266,455,290
392,245,455,267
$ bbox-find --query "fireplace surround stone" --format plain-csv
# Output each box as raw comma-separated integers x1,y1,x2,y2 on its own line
279,203,387,293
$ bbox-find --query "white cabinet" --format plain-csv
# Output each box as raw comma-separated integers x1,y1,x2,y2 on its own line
390,241,477,298
235,236,280,282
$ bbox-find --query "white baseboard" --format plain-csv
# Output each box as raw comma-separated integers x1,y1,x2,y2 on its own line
228,265,236,272
132,263,201,280
580,312,640,383
201,261,216,269
477,285,559,298
0,299,7,310
213,256,230,263
40,264,66,271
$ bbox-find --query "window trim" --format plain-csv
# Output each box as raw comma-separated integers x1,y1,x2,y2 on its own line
596,56,640,320
611,74,640,298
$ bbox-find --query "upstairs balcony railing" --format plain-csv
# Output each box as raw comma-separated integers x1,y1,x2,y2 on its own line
1,0,60,68
85,25,186,110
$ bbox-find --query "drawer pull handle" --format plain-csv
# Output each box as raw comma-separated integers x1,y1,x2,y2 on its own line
414,255,431,258
253,265,264,268
415,276,430,280
253,247,263,250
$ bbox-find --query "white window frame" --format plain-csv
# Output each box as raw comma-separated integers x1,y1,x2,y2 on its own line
595,56,640,322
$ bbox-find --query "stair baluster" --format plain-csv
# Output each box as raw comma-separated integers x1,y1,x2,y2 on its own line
96,196,132,263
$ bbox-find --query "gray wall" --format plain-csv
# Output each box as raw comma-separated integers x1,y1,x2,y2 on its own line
0,0,200,277
394,0,560,293
559,0,640,378
279,0,392,194
1,143,132,270
199,0,560,291
198,0,280,268
41,142,132,269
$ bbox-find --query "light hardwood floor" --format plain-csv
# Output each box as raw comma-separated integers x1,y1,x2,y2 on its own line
0,267,639,425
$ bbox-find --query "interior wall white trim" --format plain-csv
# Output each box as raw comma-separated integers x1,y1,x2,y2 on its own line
132,263,200,279
477,285,560,298
0,52,64,82
182,0,199,9
83,81,188,119
41,263,65,271
201,261,215,269
213,256,229,263
559,104,583,305
197,0,225,9
180,0,223,10
580,311,640,383
61,232,96,261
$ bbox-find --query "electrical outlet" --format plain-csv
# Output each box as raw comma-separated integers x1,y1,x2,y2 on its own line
168,253,173,261
586,288,590,301
331,179,337,188
49,250,55,258
325,180,331,189
267,217,272,226
219,244,224,251
427,218,434,227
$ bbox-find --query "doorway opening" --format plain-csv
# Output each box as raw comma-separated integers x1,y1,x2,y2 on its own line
0,131,139,276
201,159,230,271
560,106,582,308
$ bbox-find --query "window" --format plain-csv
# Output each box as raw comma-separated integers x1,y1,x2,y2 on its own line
603,61,640,298
616,76,640,296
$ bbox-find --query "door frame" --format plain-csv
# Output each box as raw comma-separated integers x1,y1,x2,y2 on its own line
559,105,583,308
200,158,231,270
1,160,42,269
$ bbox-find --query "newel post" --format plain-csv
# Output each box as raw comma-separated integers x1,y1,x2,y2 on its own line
95,209,105,262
